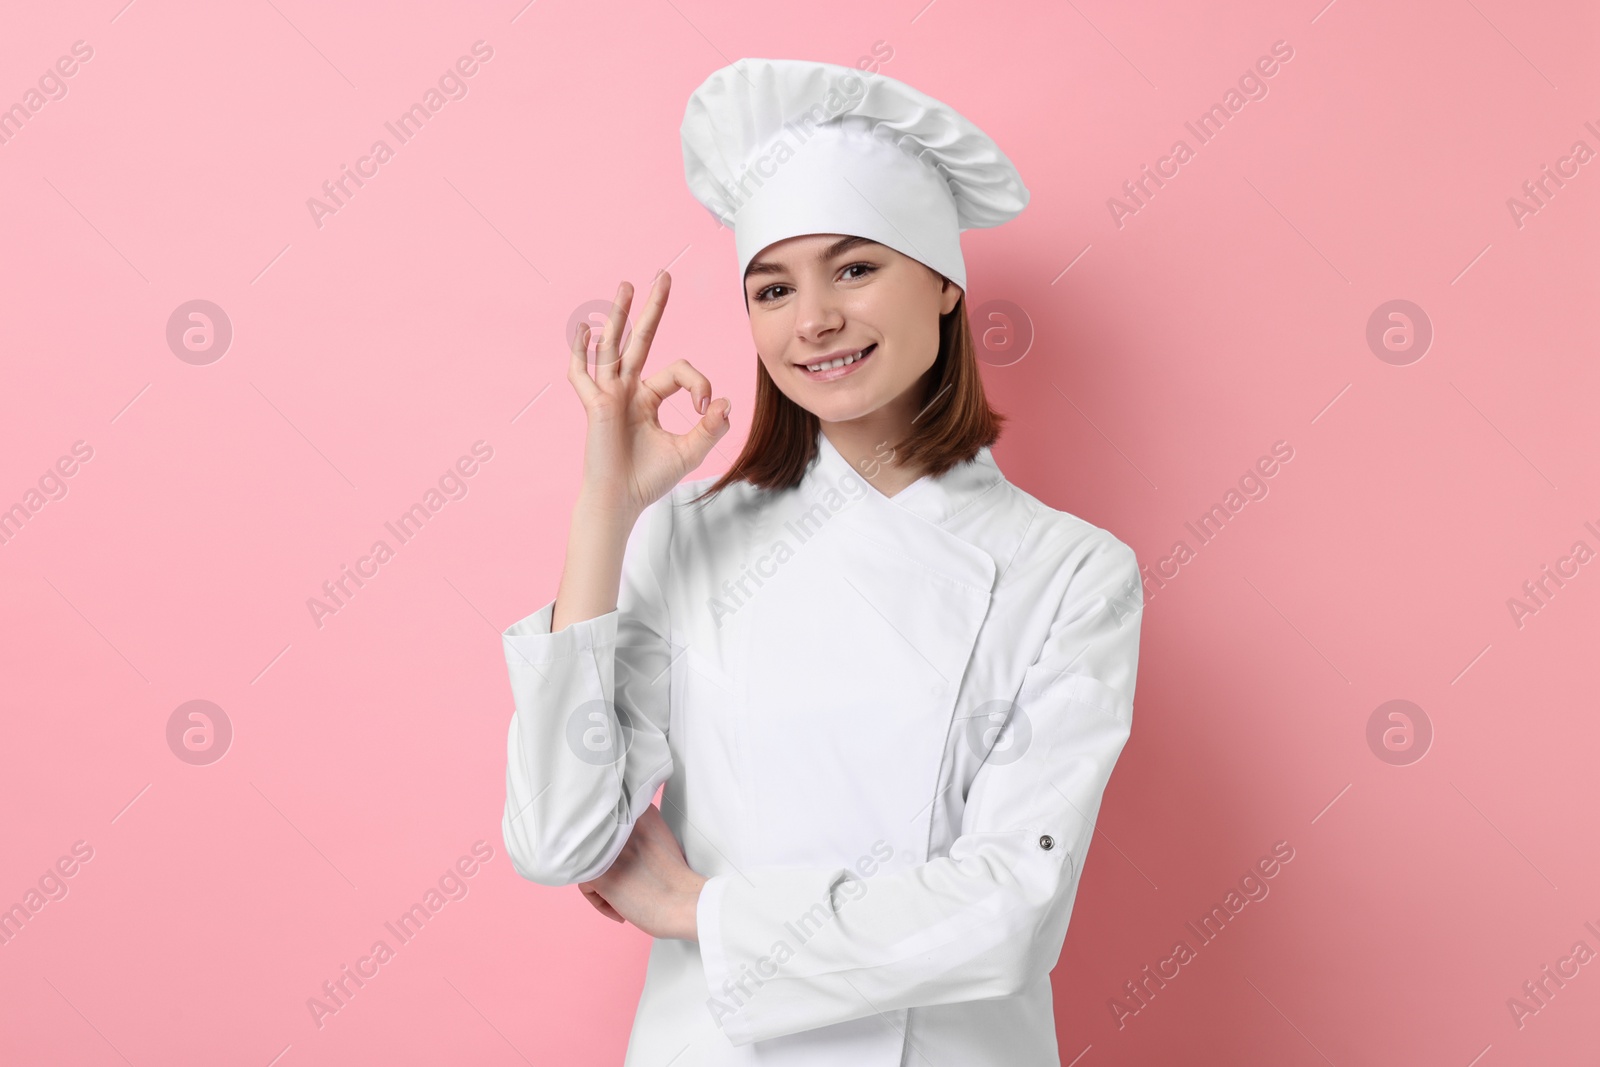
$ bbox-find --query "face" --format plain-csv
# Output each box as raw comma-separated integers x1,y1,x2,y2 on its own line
744,234,962,429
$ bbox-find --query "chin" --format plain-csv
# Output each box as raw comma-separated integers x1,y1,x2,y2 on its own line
805,398,885,424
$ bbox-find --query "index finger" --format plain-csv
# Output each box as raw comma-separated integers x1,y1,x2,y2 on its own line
620,270,671,379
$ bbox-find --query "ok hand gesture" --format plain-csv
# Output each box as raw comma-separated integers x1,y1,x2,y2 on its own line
568,271,731,518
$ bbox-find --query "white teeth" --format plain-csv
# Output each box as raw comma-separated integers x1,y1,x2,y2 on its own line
803,346,871,373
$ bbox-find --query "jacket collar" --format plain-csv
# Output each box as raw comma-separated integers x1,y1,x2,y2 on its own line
803,427,1007,529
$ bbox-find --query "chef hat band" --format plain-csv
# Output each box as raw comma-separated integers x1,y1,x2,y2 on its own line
681,58,1030,294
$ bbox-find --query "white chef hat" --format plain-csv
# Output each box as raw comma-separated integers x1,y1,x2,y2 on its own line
680,57,1029,293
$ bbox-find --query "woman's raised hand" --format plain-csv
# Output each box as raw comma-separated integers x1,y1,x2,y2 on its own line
567,271,731,518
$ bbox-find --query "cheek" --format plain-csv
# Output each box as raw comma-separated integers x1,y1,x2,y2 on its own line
869,287,937,356
751,321,787,367
886,311,939,368
754,344,797,395
753,340,783,375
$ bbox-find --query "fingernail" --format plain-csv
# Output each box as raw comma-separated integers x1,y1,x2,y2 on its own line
697,396,707,415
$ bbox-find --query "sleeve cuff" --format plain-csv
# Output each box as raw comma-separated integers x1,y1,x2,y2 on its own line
697,872,732,980
696,866,869,1045
501,599,619,668
696,873,753,1042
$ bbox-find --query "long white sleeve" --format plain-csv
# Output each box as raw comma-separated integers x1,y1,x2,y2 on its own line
696,534,1143,1046
500,493,677,887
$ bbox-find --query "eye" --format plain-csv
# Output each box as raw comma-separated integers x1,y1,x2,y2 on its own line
751,263,877,304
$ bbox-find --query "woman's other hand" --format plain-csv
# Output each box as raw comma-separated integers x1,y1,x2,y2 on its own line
576,804,707,942
568,271,733,519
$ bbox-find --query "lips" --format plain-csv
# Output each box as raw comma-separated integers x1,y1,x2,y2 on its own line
799,344,876,375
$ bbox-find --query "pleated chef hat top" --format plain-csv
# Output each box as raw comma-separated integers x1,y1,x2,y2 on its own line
680,57,1029,293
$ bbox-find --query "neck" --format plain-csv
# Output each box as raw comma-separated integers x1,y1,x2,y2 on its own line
819,421,924,498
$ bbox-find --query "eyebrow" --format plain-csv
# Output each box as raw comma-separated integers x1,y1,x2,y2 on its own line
744,235,881,280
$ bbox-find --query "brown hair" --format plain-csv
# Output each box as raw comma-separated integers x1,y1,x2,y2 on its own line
688,289,1006,508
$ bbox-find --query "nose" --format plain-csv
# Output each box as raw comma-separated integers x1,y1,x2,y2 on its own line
793,285,843,345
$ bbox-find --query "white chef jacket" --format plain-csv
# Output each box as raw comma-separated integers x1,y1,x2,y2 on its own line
501,429,1143,1065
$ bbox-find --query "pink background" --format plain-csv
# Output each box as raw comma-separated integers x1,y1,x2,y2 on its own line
2,0,1596,1063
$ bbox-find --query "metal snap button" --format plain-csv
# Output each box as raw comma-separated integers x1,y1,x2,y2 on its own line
1039,834,1054,850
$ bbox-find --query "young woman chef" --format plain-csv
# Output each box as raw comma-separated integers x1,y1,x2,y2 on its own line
500,57,1144,1065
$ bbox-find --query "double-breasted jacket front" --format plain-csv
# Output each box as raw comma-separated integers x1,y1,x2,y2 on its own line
501,429,1143,1064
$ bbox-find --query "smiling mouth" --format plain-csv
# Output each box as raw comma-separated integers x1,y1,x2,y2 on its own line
800,344,877,375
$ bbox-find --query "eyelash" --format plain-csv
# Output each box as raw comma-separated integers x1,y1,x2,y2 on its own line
753,262,877,304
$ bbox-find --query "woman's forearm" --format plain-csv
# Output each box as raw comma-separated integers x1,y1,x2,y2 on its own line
550,490,642,633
